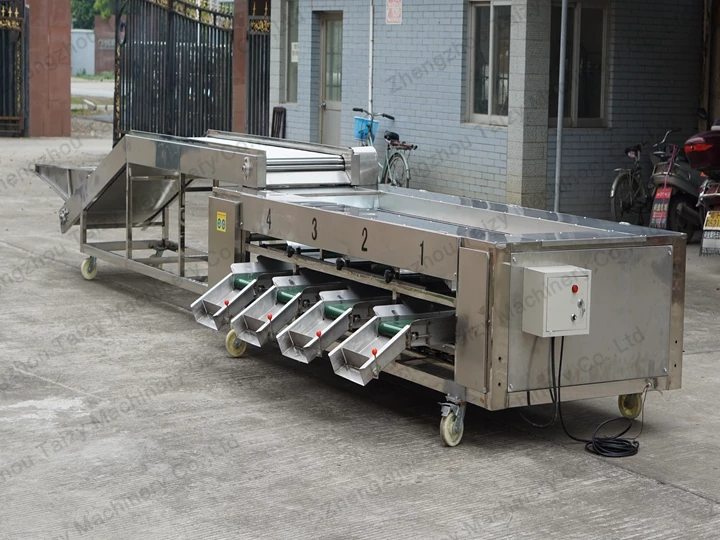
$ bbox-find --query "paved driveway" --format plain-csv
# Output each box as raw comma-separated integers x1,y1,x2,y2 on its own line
71,78,114,99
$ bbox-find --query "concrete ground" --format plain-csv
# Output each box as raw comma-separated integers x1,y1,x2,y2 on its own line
1,135,719,540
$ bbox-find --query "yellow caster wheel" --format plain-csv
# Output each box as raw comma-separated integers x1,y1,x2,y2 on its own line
80,258,98,280
225,329,248,358
153,250,164,270
618,393,643,420
440,410,464,447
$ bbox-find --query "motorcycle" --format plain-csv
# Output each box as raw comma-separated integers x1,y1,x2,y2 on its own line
611,128,704,239
648,137,704,239
685,115,720,255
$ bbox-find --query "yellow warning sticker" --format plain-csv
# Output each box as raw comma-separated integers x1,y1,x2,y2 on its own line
216,212,227,232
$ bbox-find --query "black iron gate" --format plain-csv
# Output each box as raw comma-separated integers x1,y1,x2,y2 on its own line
0,0,27,137
247,0,270,135
114,0,234,143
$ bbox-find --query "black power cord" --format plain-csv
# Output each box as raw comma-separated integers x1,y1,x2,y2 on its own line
518,337,559,428
553,336,647,458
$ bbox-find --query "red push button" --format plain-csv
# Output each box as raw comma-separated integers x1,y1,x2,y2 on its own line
572,285,579,293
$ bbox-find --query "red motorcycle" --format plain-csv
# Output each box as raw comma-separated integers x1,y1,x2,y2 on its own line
685,117,720,255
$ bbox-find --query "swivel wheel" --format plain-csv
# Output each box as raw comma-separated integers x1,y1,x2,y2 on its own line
225,329,248,358
618,393,643,420
153,250,164,270
440,410,464,447
439,400,466,447
80,257,98,281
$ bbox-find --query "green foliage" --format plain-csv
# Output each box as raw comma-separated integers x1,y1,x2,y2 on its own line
94,0,115,20
71,0,96,29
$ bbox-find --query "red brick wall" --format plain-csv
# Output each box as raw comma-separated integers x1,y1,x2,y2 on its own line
94,15,115,74
27,0,71,137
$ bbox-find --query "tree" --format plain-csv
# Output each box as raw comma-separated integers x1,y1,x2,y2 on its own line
94,0,116,20
71,0,96,29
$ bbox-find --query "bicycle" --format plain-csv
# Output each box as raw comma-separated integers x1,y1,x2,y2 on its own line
610,128,679,225
353,107,418,188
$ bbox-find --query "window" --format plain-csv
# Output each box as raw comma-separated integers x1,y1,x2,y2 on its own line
549,3,607,127
285,0,299,103
468,1,511,125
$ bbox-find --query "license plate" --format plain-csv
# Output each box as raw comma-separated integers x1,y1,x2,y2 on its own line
650,187,673,229
705,211,720,230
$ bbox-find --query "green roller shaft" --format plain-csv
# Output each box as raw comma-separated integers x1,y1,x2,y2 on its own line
234,277,253,289
277,291,296,304
324,304,347,319
378,321,410,337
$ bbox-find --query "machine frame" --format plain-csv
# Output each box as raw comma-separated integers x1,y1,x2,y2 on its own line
35,132,686,446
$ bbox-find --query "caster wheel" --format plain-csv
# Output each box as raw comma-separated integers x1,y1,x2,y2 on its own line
440,411,464,447
154,250,164,270
618,393,643,420
225,329,248,358
80,258,98,281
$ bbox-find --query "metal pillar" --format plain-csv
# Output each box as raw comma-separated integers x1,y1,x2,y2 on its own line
553,0,569,213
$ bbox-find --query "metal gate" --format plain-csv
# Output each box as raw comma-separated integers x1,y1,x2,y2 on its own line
0,0,27,137
247,0,270,136
114,0,234,143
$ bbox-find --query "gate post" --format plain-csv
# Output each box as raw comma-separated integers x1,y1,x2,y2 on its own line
232,0,248,132
25,0,71,137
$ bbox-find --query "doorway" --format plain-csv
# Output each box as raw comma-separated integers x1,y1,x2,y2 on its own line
319,14,343,145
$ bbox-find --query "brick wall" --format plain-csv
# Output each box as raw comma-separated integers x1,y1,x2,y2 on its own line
545,0,704,218
269,0,704,212
27,0,71,137
273,0,508,202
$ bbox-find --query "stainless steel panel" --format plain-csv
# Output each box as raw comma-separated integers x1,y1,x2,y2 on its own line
351,146,379,187
54,133,266,234
61,137,128,232
507,246,674,392
208,197,242,287
240,194,461,281
487,247,512,411
245,244,456,307
377,185,681,240
277,300,352,364
328,316,410,386
124,134,264,186
191,274,257,331
667,238,686,391
455,248,489,393
506,377,667,408
231,287,301,347
85,174,180,229
256,188,681,245
34,165,93,202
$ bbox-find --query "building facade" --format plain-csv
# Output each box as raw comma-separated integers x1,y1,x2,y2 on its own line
268,0,704,218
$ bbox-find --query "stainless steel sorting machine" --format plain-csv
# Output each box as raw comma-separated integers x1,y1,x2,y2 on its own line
36,131,686,446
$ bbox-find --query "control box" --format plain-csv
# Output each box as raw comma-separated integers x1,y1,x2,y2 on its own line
522,265,592,337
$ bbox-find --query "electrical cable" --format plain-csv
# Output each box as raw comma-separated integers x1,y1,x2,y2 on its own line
519,337,559,429
553,336,647,458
